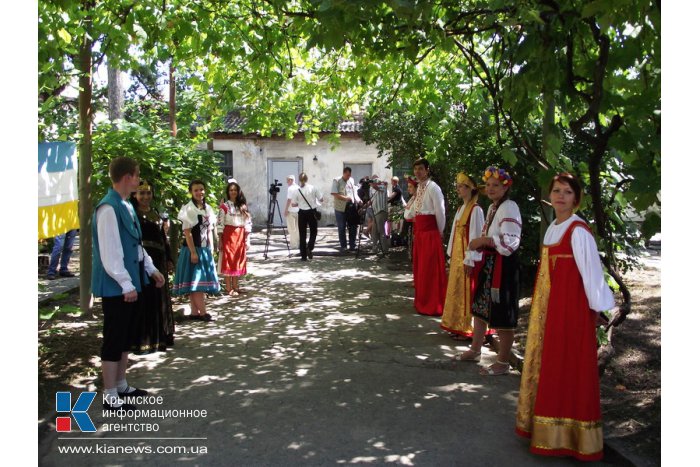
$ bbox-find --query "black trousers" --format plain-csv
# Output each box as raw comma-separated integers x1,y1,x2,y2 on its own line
298,209,318,259
101,294,140,361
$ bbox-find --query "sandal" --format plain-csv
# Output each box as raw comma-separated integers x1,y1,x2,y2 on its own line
201,313,213,322
451,349,481,362
480,360,510,376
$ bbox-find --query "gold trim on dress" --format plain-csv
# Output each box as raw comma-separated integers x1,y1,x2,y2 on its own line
531,415,603,455
515,246,551,434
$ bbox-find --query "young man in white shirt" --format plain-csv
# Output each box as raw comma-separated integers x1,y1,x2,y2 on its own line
92,157,165,410
403,158,447,315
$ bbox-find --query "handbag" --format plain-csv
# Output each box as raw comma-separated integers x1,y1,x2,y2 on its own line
299,188,322,221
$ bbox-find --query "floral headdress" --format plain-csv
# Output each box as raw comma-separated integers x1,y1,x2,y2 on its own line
482,166,513,186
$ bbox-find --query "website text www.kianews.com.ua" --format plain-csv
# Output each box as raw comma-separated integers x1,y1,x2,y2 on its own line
57,444,207,455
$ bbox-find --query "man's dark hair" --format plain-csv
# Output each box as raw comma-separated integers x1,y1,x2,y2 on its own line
109,156,138,183
343,167,352,174
412,158,429,170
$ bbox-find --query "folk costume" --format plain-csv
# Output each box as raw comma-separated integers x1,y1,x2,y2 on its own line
217,200,252,277
172,201,220,295
515,215,614,461
471,198,522,329
92,188,159,362
440,178,484,337
131,197,175,353
404,178,447,316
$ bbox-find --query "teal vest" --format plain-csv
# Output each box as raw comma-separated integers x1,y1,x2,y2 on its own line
91,188,147,297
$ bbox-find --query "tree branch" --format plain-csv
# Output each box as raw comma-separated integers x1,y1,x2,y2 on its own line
606,178,632,209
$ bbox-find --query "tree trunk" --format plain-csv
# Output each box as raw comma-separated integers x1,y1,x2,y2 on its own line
107,65,124,122
78,26,94,313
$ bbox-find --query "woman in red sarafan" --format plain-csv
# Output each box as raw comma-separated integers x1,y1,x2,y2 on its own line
515,173,615,461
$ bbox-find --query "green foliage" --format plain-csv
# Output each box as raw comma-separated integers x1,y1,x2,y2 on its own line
91,117,225,217
38,0,660,293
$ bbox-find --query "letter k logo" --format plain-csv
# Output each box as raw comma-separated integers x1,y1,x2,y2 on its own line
56,392,96,432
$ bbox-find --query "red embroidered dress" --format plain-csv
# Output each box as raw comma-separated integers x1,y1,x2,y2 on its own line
516,219,606,461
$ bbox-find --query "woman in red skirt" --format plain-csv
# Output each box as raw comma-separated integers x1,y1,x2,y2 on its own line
515,173,615,461
217,181,252,296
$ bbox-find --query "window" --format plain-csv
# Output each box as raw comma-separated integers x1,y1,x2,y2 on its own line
344,163,372,183
217,151,233,179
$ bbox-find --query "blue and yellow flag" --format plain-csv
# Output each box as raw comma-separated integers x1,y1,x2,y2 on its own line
38,142,79,239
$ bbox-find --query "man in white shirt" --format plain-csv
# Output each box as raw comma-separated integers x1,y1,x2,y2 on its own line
403,158,447,315
284,175,300,249
330,167,358,251
291,173,324,261
92,157,165,410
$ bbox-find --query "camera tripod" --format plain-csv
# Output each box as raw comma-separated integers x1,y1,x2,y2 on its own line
354,190,389,259
263,189,291,259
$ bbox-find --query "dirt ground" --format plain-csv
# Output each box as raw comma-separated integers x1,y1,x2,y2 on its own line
598,252,661,465
37,245,661,465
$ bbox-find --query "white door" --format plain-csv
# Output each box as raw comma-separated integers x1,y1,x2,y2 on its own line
268,159,303,226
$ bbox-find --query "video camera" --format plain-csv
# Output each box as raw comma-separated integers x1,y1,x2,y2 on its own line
359,176,383,191
358,176,382,204
269,179,283,196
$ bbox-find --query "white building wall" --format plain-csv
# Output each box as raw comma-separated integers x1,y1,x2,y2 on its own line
204,134,392,227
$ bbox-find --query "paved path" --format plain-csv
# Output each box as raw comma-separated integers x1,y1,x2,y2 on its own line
38,228,635,466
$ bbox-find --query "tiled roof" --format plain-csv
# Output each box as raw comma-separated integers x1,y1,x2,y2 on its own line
219,111,363,134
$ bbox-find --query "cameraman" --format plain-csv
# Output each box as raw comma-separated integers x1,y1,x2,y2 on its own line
330,167,358,252
369,176,390,254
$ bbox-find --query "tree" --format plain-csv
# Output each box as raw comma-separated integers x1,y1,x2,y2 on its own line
301,0,660,336
39,0,660,346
